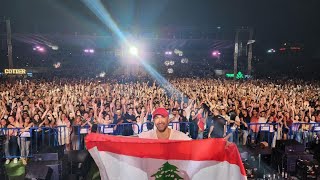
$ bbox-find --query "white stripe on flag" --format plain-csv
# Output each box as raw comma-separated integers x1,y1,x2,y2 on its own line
89,149,247,180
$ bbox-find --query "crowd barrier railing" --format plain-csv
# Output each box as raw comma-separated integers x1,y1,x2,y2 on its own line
237,122,320,148
5,122,318,160
245,123,280,147
97,123,140,136
140,121,154,133
30,126,59,154
288,122,320,146
70,125,91,150
0,127,25,159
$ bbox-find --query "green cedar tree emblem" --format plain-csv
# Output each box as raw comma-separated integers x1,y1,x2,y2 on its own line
236,72,244,79
151,162,183,180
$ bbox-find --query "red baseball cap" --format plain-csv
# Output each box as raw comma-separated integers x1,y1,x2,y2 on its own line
152,108,169,118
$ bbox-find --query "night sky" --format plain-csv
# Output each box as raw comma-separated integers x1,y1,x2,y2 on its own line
1,0,320,55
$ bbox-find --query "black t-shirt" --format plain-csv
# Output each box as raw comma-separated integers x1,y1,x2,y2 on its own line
229,111,237,121
70,118,78,134
210,115,227,138
239,114,251,131
180,116,188,122
124,113,136,123
113,114,124,124
33,119,40,127
0,125,7,135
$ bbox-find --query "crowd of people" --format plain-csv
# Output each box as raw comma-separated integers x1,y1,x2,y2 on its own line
0,77,320,165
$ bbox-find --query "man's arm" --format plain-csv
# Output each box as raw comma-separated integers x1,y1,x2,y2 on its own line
208,125,214,138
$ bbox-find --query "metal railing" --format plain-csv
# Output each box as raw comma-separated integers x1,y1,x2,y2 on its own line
228,122,320,147
2,122,319,160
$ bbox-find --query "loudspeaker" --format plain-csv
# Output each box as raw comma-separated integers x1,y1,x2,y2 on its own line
30,149,63,180
25,164,53,180
271,149,314,173
27,161,61,180
285,152,313,173
33,153,59,161
309,142,320,162
296,159,320,179
36,145,64,159
68,150,90,163
67,174,80,180
276,139,305,153
67,150,91,177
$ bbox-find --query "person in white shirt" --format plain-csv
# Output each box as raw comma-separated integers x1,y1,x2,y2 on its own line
258,111,267,124
169,108,180,131
258,111,268,143
139,108,191,140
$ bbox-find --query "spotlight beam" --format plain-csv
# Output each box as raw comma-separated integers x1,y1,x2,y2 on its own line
81,0,185,100
81,0,128,44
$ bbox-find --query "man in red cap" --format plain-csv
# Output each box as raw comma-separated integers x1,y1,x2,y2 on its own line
138,108,191,140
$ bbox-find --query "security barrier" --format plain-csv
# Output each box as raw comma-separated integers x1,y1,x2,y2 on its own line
97,123,140,136
0,128,23,159
288,122,320,147
30,126,58,153
245,123,279,147
236,122,320,147
2,122,319,160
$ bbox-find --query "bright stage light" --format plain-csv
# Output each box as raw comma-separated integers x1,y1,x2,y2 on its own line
174,49,183,56
99,72,106,78
267,49,276,53
53,62,61,69
34,46,45,52
51,45,59,51
212,50,221,57
84,49,95,53
165,51,172,55
181,58,189,64
167,68,174,74
129,46,138,56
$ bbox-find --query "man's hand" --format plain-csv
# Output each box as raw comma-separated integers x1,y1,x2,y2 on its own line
225,141,233,148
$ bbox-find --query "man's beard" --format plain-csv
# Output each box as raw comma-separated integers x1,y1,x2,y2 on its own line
156,123,167,132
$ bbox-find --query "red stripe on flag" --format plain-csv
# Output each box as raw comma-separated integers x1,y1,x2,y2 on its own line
85,133,246,176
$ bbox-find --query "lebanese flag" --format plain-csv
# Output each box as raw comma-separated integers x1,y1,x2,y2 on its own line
85,133,246,180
